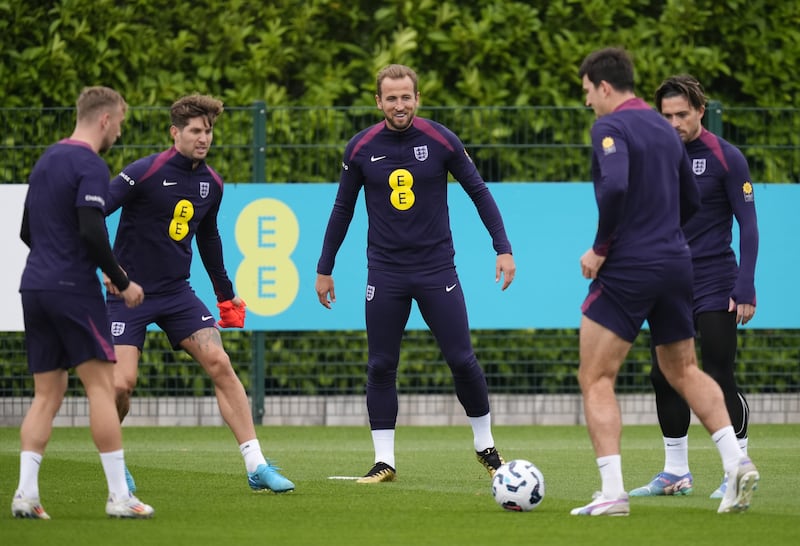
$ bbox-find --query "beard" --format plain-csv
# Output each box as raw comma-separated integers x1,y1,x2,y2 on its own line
384,112,415,131
98,136,115,154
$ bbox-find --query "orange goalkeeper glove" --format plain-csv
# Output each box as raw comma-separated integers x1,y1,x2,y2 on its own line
217,299,247,328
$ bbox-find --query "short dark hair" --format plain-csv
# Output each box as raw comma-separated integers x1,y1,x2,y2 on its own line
376,64,419,97
170,94,224,129
654,74,707,113
578,47,635,93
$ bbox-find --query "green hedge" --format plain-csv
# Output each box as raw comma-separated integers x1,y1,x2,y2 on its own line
1,329,797,397
2,0,798,109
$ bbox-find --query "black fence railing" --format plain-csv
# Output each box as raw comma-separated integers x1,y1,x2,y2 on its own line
2,105,798,184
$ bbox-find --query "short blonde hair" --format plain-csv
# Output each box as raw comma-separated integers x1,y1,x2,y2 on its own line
76,86,127,122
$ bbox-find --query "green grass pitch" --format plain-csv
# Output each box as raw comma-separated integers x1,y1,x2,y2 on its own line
1,424,798,545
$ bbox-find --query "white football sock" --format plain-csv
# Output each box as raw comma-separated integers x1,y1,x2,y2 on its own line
240,439,267,473
468,413,495,452
597,454,625,498
663,435,690,475
99,449,128,498
16,450,43,500
711,426,743,476
371,429,395,469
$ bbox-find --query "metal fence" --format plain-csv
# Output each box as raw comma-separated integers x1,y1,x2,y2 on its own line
1,104,799,425
2,104,799,184
1,329,798,425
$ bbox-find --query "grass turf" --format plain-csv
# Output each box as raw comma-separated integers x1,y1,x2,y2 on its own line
1,424,798,545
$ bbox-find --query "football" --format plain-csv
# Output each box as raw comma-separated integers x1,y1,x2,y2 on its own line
491,459,545,512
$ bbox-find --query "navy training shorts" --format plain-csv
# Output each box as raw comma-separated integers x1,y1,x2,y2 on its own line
107,284,217,350
581,257,695,346
22,290,117,373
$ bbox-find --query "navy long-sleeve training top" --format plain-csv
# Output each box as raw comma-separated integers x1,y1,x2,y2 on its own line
683,128,759,306
107,147,235,302
590,98,700,264
317,117,511,275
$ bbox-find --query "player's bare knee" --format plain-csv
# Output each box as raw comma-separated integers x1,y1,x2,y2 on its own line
203,353,235,382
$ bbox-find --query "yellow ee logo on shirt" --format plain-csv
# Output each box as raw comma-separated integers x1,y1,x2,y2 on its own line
169,199,194,241
389,169,415,211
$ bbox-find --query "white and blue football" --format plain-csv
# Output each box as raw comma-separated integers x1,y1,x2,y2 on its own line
491,459,545,512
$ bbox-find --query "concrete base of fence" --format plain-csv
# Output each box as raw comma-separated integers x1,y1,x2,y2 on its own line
1,393,798,427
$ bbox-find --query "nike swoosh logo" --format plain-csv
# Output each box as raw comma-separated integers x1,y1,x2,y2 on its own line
446,284,457,292
370,155,386,162
162,179,177,186
201,315,214,321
